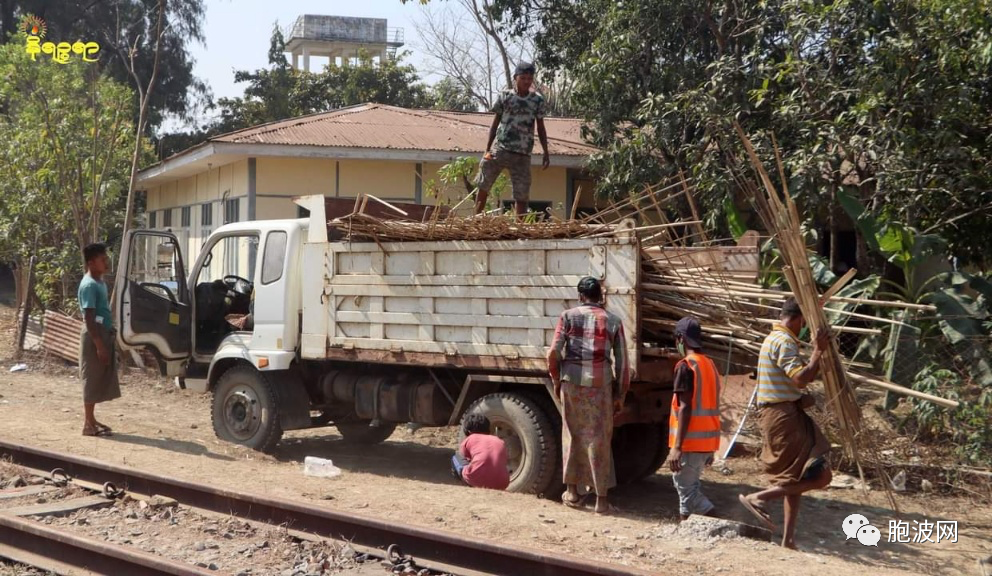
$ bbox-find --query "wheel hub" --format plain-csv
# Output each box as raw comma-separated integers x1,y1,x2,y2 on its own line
492,420,524,480
223,385,261,440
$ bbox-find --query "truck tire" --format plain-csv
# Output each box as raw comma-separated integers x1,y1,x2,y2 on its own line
212,365,283,453
335,421,397,445
524,389,564,499
612,422,668,484
462,393,557,495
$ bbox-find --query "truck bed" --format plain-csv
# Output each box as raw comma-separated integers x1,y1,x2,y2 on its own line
299,235,642,376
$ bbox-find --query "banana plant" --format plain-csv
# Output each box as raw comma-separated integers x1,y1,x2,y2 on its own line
837,189,992,386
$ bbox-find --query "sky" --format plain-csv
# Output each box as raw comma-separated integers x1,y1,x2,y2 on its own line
179,0,432,127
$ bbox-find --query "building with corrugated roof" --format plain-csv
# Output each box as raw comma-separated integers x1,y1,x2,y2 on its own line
138,103,598,262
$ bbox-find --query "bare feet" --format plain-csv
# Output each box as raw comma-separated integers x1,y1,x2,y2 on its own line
594,497,617,515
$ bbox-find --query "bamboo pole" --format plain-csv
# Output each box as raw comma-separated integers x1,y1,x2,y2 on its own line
847,373,960,409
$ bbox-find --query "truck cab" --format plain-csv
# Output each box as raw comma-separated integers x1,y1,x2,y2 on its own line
117,219,306,381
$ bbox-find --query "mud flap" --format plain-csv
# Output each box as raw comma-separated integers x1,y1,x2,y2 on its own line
268,370,312,431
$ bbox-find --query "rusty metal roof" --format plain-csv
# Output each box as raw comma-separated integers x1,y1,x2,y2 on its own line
211,103,597,156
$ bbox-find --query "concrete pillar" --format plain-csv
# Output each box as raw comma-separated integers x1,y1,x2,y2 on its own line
292,51,300,70
303,46,310,72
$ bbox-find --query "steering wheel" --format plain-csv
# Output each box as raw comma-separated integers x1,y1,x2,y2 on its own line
139,282,177,303
222,275,252,296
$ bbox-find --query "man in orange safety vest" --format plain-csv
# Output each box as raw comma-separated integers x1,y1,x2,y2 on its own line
667,316,721,521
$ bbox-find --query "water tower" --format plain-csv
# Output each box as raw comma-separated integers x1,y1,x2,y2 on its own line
284,15,405,72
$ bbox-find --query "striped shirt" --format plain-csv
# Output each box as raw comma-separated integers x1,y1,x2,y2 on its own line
551,303,630,393
756,324,806,404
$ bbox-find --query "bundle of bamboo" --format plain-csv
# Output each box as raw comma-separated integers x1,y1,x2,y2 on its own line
327,172,958,417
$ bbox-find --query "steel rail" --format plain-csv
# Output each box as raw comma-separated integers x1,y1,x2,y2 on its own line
0,513,213,576
0,440,654,576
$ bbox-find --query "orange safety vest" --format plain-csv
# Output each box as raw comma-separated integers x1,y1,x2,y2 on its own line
668,352,721,452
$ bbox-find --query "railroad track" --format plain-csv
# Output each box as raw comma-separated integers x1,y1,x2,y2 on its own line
0,440,654,576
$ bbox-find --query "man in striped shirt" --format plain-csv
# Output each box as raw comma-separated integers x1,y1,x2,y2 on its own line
739,298,832,549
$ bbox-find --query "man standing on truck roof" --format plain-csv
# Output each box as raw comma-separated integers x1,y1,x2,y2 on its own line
547,276,630,514
474,61,550,216
738,297,832,549
667,316,721,521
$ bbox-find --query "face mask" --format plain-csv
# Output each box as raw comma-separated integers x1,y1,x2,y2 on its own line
677,341,686,357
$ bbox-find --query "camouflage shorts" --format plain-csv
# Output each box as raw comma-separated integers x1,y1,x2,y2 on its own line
476,149,532,201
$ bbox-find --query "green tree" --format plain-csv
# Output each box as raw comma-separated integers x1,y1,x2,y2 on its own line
0,34,146,306
1,0,208,129
488,0,992,268
159,28,434,156
426,77,478,112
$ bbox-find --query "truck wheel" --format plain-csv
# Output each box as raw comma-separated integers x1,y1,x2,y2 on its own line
212,365,283,453
612,422,668,484
524,390,564,499
335,421,397,445
462,393,557,495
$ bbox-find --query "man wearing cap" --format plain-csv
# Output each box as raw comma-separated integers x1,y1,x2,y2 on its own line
667,316,721,521
475,61,550,216
547,277,630,514
739,297,832,549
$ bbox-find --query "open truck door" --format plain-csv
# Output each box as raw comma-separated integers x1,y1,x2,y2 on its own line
115,230,192,375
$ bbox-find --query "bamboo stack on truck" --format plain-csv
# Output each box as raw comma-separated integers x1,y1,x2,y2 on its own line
114,187,956,499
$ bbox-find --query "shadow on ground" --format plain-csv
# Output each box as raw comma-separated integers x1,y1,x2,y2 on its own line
105,433,236,462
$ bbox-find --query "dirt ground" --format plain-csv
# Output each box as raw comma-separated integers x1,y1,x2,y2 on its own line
1,308,990,576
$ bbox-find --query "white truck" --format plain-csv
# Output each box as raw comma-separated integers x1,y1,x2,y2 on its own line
115,195,755,495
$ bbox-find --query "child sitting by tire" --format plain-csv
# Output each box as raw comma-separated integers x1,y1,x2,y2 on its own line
452,414,510,490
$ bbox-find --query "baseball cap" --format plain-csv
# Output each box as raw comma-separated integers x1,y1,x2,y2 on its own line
675,316,703,349
514,61,536,77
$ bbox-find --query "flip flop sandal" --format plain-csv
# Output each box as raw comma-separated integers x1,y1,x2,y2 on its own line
82,427,112,437
738,494,776,531
96,424,113,434
561,492,588,509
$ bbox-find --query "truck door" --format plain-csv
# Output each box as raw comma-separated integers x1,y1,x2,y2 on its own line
116,230,192,367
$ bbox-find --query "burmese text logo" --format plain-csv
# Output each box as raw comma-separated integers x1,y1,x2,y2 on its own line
22,15,100,64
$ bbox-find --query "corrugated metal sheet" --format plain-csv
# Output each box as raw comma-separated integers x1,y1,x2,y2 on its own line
41,311,83,363
213,104,598,157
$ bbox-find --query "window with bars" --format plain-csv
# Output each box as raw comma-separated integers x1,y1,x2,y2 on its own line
225,198,240,224
148,211,157,229
181,206,191,227
162,208,173,227
201,203,213,226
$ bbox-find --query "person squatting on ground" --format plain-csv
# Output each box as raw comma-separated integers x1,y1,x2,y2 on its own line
547,276,630,514
739,297,833,549
451,413,510,490
667,316,722,521
474,61,550,216
78,243,120,437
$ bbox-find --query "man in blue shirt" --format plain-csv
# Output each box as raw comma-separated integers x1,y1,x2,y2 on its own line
78,243,120,437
